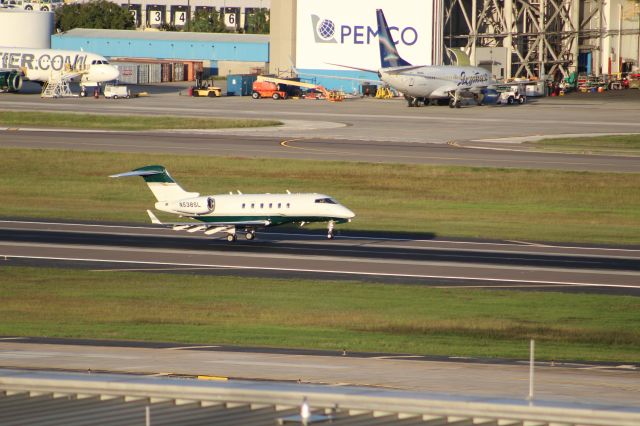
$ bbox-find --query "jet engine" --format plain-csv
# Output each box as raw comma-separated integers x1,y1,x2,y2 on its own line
156,196,215,215
0,71,22,92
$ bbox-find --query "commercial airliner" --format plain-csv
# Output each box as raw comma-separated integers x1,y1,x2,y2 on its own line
110,165,355,242
335,9,496,108
0,47,119,95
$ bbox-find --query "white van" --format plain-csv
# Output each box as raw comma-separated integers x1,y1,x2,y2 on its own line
104,84,130,99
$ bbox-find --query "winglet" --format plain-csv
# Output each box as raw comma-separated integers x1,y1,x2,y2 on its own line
147,209,162,225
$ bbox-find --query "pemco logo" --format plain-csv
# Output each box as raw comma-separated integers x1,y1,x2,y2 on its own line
311,15,337,43
310,14,418,46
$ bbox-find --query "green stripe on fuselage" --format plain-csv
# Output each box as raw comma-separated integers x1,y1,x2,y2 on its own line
193,216,348,226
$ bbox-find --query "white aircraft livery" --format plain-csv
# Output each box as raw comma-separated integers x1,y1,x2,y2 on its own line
0,47,119,93
111,165,356,242
335,9,496,108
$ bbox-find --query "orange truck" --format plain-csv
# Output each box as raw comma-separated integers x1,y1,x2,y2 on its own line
251,81,288,99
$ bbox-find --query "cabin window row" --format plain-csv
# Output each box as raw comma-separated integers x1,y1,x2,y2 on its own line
241,203,290,209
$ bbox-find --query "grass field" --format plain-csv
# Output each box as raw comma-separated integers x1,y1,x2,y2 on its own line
1,266,638,362
529,134,640,156
1,148,639,244
0,111,280,130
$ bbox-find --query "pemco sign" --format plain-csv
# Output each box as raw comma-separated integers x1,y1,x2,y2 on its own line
296,0,436,70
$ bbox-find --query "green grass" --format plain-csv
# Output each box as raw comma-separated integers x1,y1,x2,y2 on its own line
1,266,638,362
1,148,639,244
0,111,280,130
528,134,640,155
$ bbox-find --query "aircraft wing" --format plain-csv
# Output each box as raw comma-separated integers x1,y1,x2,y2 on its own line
146,210,270,233
381,65,428,74
326,63,378,74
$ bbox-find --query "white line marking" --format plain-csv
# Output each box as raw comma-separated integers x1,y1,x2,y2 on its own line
205,360,347,369
3,254,639,289
0,337,26,341
166,345,220,351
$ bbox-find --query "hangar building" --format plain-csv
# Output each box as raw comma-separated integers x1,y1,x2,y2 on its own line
45,0,640,90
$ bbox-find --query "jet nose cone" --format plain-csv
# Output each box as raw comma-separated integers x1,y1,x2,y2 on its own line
108,66,120,81
344,207,355,219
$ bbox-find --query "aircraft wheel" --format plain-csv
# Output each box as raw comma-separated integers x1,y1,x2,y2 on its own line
327,232,335,240
245,231,255,241
80,91,86,97
226,234,237,242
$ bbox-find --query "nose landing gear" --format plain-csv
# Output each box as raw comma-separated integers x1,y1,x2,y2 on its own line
327,220,335,240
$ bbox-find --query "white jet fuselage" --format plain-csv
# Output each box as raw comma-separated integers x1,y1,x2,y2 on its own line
380,65,493,99
0,47,119,85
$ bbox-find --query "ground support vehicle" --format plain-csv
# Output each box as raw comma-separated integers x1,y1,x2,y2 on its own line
496,84,526,105
192,81,222,97
251,80,287,99
104,84,130,99
252,76,344,102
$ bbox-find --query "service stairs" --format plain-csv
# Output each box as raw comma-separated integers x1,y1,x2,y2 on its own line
40,71,77,98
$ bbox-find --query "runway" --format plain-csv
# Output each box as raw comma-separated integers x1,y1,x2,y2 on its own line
1,219,639,295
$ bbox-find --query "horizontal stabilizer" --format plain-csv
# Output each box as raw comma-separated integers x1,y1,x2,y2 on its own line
110,169,163,178
146,209,162,224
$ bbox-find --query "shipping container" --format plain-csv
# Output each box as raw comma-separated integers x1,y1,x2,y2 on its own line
114,63,138,84
161,63,173,82
149,63,162,83
226,74,257,96
173,62,184,81
138,64,149,84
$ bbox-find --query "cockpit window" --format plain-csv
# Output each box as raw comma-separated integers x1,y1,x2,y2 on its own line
315,198,337,204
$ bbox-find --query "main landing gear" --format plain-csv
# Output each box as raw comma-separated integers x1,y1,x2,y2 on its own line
226,229,256,242
327,221,335,240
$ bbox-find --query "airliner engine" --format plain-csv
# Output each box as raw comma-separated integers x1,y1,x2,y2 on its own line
156,196,215,215
0,70,23,92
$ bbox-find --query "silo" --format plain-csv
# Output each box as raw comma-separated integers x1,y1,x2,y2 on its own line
0,10,54,48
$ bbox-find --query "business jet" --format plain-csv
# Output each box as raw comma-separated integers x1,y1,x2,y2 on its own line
335,9,496,108
0,47,119,95
110,165,356,242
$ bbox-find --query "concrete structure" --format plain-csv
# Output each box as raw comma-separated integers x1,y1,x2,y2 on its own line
443,0,640,80
2,369,640,426
0,9,53,48
51,28,269,76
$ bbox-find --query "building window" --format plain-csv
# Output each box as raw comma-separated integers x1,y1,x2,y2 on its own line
251,203,255,208
269,203,272,208
278,203,281,208
286,203,290,208
242,203,245,209
260,203,264,208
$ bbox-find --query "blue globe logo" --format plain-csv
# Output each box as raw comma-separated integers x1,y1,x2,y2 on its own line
318,19,335,40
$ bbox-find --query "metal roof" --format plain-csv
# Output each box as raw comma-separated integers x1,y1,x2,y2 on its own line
57,28,269,44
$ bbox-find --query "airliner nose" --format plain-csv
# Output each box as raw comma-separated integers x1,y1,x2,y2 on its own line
107,66,120,81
